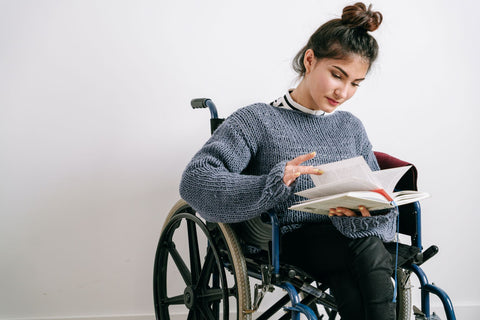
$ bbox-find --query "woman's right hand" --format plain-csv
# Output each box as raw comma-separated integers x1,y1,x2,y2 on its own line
283,152,323,187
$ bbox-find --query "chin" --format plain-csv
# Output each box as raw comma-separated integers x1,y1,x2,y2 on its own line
321,106,338,114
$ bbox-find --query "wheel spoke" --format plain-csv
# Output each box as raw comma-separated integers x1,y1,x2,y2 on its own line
162,294,185,306
198,303,217,320
187,219,202,284
168,244,192,285
198,246,216,287
200,288,225,303
187,309,196,320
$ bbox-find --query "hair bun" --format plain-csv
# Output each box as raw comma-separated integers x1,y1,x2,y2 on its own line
341,2,383,32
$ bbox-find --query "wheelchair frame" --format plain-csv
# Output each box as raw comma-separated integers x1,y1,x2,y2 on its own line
153,98,456,320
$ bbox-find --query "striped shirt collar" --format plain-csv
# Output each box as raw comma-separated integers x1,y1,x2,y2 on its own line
270,89,335,116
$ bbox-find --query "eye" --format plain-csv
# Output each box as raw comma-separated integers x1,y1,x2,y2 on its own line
352,82,361,87
331,72,342,79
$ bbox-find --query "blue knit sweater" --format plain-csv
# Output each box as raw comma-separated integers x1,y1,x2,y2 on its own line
179,103,397,242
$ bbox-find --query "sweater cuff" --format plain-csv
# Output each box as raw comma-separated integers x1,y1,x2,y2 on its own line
330,209,398,242
264,159,294,201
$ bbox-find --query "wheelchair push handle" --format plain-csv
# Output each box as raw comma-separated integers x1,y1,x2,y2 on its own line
190,98,224,134
191,98,218,119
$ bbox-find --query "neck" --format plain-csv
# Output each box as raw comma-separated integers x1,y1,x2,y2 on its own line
291,82,316,111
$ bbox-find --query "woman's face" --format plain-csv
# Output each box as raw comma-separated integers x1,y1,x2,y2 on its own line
294,50,370,113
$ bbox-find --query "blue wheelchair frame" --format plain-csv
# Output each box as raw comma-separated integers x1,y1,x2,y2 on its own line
170,98,457,320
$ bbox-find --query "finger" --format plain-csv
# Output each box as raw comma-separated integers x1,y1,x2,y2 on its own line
293,165,323,176
336,207,357,217
288,151,317,166
283,152,322,186
283,165,322,186
329,208,339,216
329,207,348,216
358,206,371,217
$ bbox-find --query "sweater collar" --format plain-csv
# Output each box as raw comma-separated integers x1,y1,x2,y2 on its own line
271,89,335,116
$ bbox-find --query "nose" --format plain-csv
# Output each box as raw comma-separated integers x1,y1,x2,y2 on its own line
334,84,349,100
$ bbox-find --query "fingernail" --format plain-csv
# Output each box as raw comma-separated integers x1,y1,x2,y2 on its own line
316,169,324,174
310,151,316,156
295,172,301,177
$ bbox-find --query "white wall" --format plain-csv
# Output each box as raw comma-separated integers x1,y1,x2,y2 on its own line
1,0,479,319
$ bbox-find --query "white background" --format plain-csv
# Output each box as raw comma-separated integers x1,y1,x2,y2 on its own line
1,0,479,319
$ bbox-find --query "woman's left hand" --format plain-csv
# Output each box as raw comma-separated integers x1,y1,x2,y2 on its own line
329,206,371,217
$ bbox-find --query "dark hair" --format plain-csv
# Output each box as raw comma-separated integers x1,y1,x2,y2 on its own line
293,2,383,76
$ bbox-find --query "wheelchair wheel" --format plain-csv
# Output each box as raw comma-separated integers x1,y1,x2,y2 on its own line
396,268,412,320
153,200,252,320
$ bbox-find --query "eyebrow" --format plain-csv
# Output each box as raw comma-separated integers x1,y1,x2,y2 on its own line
333,66,365,81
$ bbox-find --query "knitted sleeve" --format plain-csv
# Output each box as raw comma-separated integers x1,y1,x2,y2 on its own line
179,112,293,223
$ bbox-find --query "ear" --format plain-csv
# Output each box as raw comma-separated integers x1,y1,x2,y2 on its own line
303,49,316,74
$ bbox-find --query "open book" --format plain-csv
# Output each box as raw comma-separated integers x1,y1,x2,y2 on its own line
289,156,430,215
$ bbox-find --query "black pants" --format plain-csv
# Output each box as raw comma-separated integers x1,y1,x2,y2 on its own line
281,223,395,320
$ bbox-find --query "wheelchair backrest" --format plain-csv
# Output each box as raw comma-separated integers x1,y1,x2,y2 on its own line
374,151,421,247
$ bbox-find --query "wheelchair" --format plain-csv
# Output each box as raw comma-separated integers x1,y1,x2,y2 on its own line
153,98,457,320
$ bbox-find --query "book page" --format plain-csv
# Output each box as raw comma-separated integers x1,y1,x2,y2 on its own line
392,190,430,206
311,156,379,187
290,191,395,214
372,165,411,194
296,177,379,199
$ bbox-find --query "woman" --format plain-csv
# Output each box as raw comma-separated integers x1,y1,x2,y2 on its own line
180,3,395,319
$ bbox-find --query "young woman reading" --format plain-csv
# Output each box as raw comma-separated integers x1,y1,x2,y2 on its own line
180,3,396,319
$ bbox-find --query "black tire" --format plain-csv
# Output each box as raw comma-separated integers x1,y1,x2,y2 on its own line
153,200,252,320
396,268,412,320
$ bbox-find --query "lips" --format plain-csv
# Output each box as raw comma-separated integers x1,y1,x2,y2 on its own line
326,97,339,106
